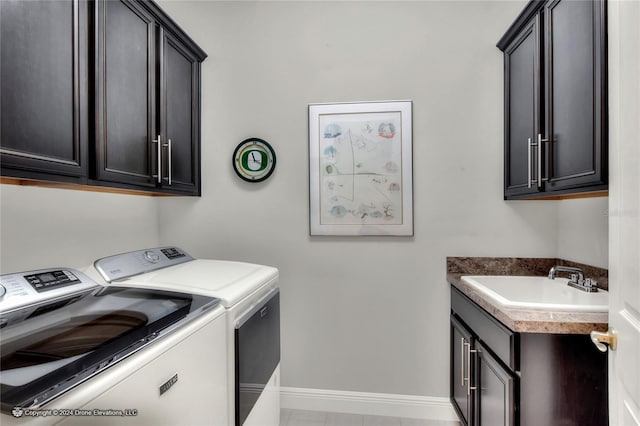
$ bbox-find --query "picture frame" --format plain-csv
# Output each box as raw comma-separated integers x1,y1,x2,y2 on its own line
308,101,413,236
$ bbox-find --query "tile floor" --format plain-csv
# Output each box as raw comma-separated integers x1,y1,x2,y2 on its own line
280,409,461,426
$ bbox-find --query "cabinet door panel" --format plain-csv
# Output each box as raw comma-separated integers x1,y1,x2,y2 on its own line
95,0,156,187
503,15,542,198
477,343,515,426
0,0,87,179
451,316,474,426
160,30,201,194
545,0,606,191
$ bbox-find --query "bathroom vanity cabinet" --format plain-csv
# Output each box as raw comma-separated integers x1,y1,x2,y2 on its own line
450,286,607,426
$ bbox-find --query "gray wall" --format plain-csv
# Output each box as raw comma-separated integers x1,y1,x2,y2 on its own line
0,0,609,400
557,197,608,268
0,184,160,271
155,0,557,397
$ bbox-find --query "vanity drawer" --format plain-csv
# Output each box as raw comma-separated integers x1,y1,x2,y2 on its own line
451,286,518,370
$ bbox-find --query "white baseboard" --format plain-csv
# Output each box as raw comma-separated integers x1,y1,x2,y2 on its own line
280,387,459,421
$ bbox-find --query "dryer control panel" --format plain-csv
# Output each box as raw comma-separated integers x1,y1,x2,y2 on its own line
94,247,194,282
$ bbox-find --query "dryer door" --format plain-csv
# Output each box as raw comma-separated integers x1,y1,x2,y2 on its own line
235,289,280,426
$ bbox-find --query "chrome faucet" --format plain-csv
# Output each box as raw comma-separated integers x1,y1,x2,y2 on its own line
548,265,598,292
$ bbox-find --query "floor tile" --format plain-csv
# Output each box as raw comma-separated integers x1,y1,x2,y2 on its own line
286,409,327,426
363,414,402,426
280,408,293,426
400,418,460,426
280,409,460,426
325,412,364,426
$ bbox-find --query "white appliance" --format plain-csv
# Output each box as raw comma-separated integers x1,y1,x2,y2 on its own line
0,268,228,426
90,247,280,426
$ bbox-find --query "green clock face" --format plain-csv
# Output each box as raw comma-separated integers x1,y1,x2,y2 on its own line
233,138,276,182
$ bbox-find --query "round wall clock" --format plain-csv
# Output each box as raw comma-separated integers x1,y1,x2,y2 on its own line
232,138,277,183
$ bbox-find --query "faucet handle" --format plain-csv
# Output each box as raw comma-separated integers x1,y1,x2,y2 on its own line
584,278,598,289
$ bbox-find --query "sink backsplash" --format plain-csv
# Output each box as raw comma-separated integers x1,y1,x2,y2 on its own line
447,257,609,291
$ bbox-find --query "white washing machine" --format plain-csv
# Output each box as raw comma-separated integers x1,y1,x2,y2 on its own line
0,268,228,426
88,247,280,426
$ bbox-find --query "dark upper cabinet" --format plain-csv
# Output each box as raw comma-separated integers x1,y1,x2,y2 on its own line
0,0,206,195
94,0,206,195
158,28,202,194
94,0,157,189
498,0,607,199
0,0,89,182
502,14,543,198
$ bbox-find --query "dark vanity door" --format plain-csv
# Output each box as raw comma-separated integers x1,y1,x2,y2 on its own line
502,14,543,198
0,0,88,181
476,342,515,426
158,29,201,195
451,316,475,426
543,0,607,192
94,0,158,189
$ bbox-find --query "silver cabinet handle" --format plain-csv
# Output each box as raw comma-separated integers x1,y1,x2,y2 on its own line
152,135,162,183
460,338,466,387
468,346,478,395
463,342,478,395
163,138,172,185
527,137,533,188
537,133,549,187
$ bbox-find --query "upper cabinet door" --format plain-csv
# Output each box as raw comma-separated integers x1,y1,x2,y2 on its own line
503,15,543,198
498,0,607,200
94,0,157,188
159,29,202,195
0,0,88,181
543,0,607,192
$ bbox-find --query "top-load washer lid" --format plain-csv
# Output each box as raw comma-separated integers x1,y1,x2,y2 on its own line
0,268,220,413
92,247,279,307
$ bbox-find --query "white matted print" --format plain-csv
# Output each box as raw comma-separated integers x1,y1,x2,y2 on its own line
309,101,413,236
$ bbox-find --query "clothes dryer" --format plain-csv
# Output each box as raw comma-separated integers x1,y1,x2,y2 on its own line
89,247,280,426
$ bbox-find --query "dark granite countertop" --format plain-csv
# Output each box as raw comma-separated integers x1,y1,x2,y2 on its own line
447,257,608,334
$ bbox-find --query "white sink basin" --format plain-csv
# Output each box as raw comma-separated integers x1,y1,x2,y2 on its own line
460,275,609,312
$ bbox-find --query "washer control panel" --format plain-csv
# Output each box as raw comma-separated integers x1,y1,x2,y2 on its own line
94,247,194,282
23,270,81,292
0,268,100,327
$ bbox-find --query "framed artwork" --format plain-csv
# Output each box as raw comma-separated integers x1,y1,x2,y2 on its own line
308,101,413,236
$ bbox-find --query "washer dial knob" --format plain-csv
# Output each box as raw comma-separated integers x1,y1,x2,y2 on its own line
144,251,161,263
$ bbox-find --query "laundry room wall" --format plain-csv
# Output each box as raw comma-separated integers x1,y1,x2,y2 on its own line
0,184,160,272
557,197,609,268
154,0,563,399
0,0,609,402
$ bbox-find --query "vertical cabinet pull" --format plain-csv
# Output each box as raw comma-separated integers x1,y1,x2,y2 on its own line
527,134,550,188
468,348,478,394
527,137,533,188
152,136,173,186
537,133,549,187
463,341,478,395
461,338,466,387
163,138,172,185
152,135,162,183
